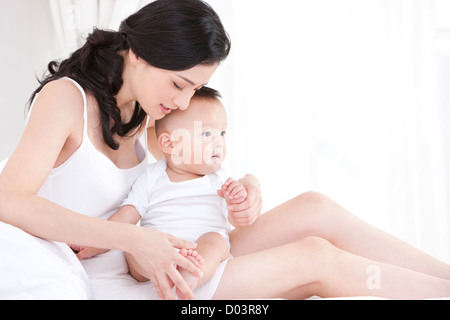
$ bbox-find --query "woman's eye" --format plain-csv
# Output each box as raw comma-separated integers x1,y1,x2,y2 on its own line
173,82,182,90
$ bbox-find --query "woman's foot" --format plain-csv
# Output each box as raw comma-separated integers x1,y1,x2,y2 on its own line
176,249,204,300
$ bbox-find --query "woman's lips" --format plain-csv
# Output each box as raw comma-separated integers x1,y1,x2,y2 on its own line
160,104,172,115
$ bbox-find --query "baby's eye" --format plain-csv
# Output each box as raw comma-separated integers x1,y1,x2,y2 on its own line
202,131,212,137
221,131,226,136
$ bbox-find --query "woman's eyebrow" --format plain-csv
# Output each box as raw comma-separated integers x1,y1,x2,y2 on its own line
176,74,208,88
176,74,196,86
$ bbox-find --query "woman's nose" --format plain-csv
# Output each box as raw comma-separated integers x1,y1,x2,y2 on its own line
174,91,193,111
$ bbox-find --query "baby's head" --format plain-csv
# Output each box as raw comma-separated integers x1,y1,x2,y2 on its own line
155,87,227,176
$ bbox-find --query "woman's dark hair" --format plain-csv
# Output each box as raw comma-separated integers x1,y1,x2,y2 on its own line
29,0,231,150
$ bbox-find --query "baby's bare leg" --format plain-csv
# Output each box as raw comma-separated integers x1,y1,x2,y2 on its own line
176,232,230,299
194,232,230,287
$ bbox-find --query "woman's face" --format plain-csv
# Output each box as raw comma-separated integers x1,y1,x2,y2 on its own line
131,56,218,120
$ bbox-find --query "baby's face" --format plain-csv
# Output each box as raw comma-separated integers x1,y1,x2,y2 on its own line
168,98,227,175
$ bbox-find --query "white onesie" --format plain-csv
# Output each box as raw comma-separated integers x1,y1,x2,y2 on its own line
122,159,231,245
91,159,232,300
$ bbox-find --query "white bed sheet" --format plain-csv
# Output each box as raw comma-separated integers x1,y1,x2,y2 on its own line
0,158,93,299
0,221,93,299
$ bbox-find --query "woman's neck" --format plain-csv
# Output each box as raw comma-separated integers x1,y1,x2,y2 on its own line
115,50,137,117
118,101,137,123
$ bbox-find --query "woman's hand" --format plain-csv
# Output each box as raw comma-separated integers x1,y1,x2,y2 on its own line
218,174,262,228
127,226,202,300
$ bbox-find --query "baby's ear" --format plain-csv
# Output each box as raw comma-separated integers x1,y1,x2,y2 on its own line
158,133,174,154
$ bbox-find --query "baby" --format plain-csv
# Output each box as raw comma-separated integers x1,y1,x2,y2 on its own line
77,87,246,299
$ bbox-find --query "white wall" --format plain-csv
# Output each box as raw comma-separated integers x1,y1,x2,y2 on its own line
0,0,63,160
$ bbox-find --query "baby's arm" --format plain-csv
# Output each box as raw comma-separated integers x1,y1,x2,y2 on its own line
75,205,141,260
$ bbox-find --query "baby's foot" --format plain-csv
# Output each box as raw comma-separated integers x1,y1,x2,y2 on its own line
179,248,205,266
176,249,204,300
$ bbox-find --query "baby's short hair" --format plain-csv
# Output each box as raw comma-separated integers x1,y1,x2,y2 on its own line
154,86,222,136
193,86,222,100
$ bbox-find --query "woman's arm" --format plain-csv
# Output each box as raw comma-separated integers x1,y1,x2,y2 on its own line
0,80,144,252
0,80,96,244
73,205,142,259
0,80,200,300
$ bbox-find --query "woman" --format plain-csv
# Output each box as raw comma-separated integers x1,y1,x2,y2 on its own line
0,0,449,300
0,0,230,300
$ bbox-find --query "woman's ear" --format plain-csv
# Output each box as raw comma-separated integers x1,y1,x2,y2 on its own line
128,48,140,66
158,133,174,154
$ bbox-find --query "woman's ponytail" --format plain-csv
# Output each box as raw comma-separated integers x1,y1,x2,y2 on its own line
29,28,146,150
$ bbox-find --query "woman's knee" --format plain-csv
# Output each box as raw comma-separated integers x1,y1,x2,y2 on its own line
287,236,340,290
294,236,339,267
293,191,334,211
289,192,337,234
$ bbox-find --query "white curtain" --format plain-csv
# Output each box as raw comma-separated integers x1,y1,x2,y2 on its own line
207,0,450,263
46,0,450,263
383,0,449,263
48,0,150,55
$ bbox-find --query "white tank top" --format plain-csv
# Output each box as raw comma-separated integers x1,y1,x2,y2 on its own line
32,77,149,221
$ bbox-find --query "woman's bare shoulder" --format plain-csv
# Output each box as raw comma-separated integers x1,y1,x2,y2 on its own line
37,78,85,109
29,78,85,127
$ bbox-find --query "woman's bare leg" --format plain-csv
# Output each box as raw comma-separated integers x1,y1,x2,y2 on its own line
229,192,450,280
213,236,450,299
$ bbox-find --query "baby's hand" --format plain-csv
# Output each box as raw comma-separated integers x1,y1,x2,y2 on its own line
217,178,248,204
